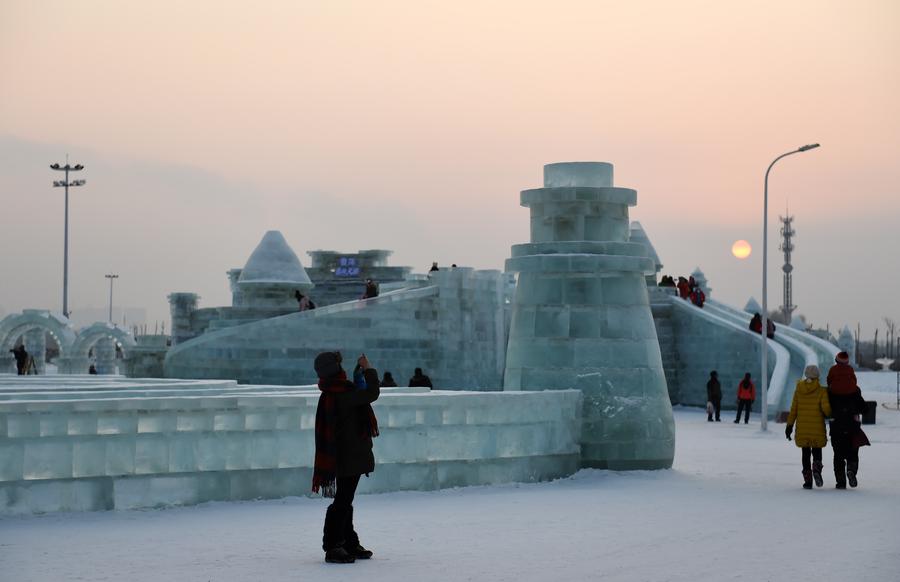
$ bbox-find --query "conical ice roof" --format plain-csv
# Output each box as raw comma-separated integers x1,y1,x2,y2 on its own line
238,231,312,286
744,297,762,314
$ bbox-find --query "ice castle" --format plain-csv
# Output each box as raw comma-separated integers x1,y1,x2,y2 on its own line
0,161,839,513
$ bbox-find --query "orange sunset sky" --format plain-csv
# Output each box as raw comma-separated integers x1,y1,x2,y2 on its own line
1,0,898,334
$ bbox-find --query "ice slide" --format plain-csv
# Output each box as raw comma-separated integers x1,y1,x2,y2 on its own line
667,296,792,417
704,299,823,414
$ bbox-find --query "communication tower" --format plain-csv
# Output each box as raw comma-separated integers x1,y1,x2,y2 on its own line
778,214,796,323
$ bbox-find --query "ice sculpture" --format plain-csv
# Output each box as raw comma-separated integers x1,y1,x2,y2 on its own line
504,162,675,469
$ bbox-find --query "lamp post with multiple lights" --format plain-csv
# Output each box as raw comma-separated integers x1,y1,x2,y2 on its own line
50,159,86,319
760,143,819,431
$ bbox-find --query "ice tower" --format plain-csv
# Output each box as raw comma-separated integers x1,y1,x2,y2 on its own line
503,162,675,469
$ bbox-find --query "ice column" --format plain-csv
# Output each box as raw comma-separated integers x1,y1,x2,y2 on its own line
94,337,117,375
504,162,675,469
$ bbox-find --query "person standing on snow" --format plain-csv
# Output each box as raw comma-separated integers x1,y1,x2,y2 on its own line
734,373,755,424
706,370,722,422
826,351,870,489
785,365,832,489
312,351,381,564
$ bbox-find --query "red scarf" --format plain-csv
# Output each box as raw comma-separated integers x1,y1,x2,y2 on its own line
311,372,380,497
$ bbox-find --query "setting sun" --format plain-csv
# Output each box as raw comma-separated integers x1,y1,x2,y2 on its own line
732,240,752,259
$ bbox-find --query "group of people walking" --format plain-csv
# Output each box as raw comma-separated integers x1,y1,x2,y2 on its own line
784,351,869,490
659,275,705,308
706,352,870,491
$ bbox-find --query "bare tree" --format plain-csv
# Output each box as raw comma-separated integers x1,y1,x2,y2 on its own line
886,318,896,359
873,328,879,362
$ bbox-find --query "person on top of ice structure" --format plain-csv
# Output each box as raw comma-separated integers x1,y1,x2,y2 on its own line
380,371,398,387
690,286,706,308
826,351,870,489
785,365,832,489
734,372,755,424
749,313,763,334
676,276,691,299
408,367,433,389
295,290,314,311
361,279,379,300
429,262,440,272
706,371,722,422
312,351,381,564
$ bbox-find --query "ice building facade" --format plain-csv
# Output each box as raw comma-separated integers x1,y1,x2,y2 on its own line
0,160,842,513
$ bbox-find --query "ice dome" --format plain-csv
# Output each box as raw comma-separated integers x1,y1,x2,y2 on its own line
238,231,312,286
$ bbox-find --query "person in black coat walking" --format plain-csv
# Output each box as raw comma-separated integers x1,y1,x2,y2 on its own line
706,370,722,422
312,351,381,563
408,367,433,389
827,354,870,489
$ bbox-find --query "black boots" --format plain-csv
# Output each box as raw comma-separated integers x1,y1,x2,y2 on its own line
325,547,355,564
834,458,847,489
323,504,373,563
802,470,813,490
847,459,859,488
812,462,824,488
342,507,372,559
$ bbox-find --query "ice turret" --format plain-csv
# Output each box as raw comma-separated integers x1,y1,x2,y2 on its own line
503,162,675,470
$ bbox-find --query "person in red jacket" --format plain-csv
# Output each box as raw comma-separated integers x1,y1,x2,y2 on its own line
676,277,691,300
734,372,756,424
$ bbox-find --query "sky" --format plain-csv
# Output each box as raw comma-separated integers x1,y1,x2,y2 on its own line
1,0,898,335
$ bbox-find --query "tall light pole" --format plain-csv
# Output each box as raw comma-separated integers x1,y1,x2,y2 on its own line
761,143,819,430
51,157,86,319
105,274,119,322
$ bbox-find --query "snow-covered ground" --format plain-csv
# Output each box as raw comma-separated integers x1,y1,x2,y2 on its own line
2,372,898,582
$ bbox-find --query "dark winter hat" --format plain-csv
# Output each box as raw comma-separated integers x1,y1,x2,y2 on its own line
835,351,850,364
710,370,718,378
314,351,343,379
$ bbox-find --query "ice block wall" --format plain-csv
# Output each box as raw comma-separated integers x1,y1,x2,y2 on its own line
0,376,581,514
504,162,675,469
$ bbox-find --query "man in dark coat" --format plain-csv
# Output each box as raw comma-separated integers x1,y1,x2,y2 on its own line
827,351,869,489
408,367,433,389
362,279,379,299
312,351,380,563
9,345,28,375
706,370,722,422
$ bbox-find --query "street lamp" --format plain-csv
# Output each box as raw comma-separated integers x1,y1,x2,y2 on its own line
760,143,820,430
105,274,119,322
51,157,86,319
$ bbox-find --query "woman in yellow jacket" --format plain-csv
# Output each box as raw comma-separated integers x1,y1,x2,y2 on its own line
785,365,833,489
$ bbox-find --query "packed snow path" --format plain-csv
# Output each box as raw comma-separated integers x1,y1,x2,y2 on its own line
2,373,899,582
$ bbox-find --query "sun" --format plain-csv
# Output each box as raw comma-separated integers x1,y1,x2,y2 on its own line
732,240,752,259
